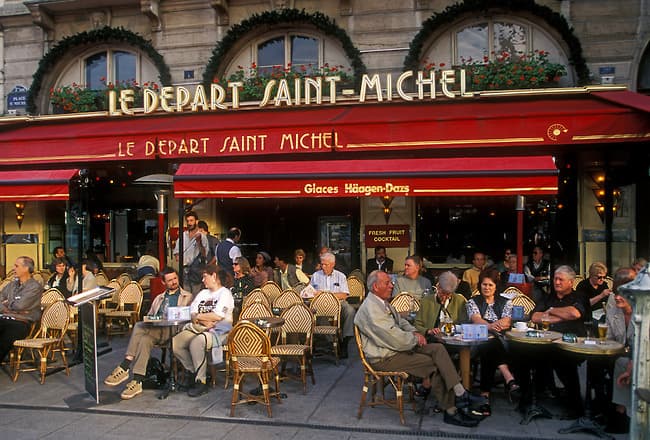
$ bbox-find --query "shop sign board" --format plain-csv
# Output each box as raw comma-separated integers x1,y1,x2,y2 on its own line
365,224,410,248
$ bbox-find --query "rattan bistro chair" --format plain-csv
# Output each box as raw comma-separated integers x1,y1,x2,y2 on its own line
354,325,415,425
228,321,282,417
390,292,420,314
272,289,303,312
512,293,536,316
241,289,270,311
310,292,341,365
347,276,366,308
271,303,315,393
105,281,143,339
11,300,71,384
41,288,65,308
261,281,283,305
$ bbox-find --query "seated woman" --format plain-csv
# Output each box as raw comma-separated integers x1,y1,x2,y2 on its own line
605,267,637,433
46,257,71,297
231,256,255,300
392,255,432,300
466,269,518,415
250,251,274,287
575,261,611,320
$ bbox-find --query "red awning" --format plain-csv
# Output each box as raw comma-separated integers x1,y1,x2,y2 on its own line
0,169,78,201
0,91,649,166
174,156,558,198
592,90,650,113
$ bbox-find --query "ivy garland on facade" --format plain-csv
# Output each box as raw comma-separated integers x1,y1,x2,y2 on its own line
27,26,172,115
202,8,367,90
403,0,589,86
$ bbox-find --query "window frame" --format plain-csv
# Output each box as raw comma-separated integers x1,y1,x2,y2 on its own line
80,47,141,89
253,32,323,72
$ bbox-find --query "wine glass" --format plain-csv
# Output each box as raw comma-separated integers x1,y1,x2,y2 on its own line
584,320,594,341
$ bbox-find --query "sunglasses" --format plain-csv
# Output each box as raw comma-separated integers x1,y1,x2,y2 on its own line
595,275,606,280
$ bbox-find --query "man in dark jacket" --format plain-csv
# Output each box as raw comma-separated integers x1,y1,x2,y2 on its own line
273,253,310,290
366,246,394,273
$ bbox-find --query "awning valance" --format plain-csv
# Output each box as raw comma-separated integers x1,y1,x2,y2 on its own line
0,169,78,201
174,156,558,198
0,91,649,166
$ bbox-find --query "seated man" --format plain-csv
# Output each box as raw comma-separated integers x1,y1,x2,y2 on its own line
48,246,74,273
0,256,43,363
104,267,193,399
521,265,586,417
355,270,483,427
462,252,486,293
310,252,356,358
414,271,468,341
273,253,309,290
173,265,234,397
366,245,394,273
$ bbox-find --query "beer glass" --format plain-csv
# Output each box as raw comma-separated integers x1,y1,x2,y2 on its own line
598,323,608,341
541,313,550,333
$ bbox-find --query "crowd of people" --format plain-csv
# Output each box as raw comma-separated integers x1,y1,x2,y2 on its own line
1,210,647,432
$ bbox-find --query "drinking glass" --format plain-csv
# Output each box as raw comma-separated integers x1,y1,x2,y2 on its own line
541,313,550,333
598,323,608,341
584,320,594,341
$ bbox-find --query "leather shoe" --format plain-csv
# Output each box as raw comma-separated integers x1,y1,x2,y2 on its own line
455,391,487,409
443,410,480,427
187,381,209,397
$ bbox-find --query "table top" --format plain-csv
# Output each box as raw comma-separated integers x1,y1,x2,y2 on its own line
506,329,563,345
553,338,625,356
436,334,493,347
142,317,190,327
242,316,285,329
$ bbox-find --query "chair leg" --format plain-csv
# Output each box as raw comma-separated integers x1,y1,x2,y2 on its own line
261,371,272,417
230,371,241,417
11,348,22,382
396,376,405,425
300,355,307,394
358,374,369,419
223,355,230,389
40,351,47,384
333,338,339,366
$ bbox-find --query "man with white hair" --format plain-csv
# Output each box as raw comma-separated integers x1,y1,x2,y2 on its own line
310,252,356,358
355,270,483,427
414,271,468,340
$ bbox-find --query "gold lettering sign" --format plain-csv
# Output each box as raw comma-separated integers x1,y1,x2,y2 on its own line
107,70,472,116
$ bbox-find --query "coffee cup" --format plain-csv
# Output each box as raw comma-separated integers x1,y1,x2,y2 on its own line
514,322,528,331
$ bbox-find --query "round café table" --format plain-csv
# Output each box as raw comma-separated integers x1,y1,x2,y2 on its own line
554,338,625,440
506,329,563,425
436,334,493,389
142,317,190,399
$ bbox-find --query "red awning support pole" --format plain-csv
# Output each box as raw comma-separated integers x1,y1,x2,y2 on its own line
515,195,525,274
155,190,169,269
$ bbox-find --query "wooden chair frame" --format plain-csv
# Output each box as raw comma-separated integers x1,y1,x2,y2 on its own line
310,292,341,365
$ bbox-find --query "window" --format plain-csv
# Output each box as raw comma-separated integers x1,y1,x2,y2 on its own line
257,34,319,75
85,50,137,89
455,19,529,63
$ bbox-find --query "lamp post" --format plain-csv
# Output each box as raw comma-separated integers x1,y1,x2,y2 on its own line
618,265,650,440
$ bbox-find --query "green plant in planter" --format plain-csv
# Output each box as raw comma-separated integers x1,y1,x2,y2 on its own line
421,49,567,92
461,49,567,90
49,78,160,113
216,63,354,102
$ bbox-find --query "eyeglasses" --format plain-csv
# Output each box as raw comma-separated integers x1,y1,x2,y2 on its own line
595,275,606,280
233,263,240,266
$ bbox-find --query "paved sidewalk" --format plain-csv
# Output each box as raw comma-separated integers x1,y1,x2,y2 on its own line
0,336,630,440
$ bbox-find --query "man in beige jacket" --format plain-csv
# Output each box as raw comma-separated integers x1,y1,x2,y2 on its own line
354,270,484,427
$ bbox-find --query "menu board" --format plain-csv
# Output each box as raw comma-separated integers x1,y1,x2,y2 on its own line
81,303,99,403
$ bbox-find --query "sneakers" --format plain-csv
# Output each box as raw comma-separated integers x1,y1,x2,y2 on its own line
443,410,480,427
455,391,487,409
187,381,209,397
120,380,143,400
104,366,129,386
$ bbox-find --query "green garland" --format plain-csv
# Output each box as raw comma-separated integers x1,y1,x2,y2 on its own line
27,26,171,114
403,0,589,85
203,8,366,90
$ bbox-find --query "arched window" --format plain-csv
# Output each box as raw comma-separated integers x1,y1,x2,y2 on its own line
637,43,650,93
424,15,574,86
85,50,137,89
256,34,320,75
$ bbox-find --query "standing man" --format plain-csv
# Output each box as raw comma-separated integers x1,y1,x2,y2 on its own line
355,270,482,427
524,246,551,303
173,211,209,295
0,256,43,363
310,252,356,358
104,267,193,399
197,221,218,266
366,246,394,273
273,253,309,290
462,252,486,292
215,227,242,275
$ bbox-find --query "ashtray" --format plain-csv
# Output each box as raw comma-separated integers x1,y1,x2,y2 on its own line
526,330,543,338
562,333,578,343
256,319,268,326
146,315,162,321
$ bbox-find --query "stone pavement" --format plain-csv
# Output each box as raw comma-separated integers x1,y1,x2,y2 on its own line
0,335,630,440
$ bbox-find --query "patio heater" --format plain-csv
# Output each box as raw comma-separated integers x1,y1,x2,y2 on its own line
618,264,650,440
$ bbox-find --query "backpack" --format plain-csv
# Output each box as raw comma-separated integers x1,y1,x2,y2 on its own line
141,357,169,389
